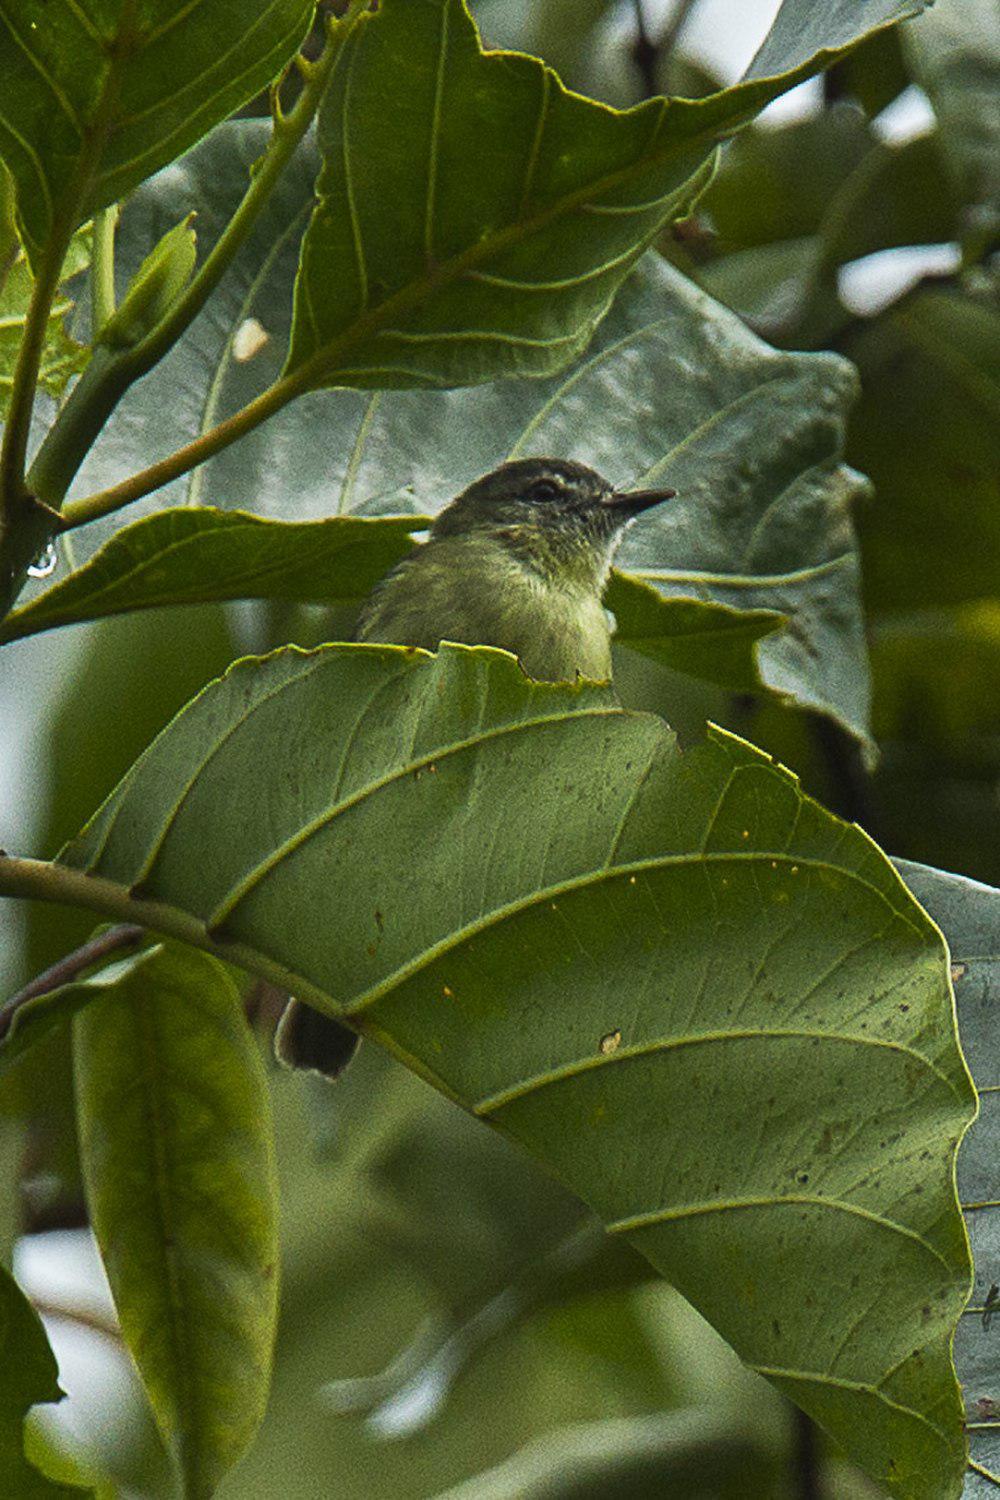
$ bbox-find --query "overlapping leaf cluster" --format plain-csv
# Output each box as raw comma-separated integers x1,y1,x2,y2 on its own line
1,2,994,1499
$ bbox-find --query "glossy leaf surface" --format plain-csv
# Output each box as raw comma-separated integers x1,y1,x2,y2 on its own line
55,641,975,1498
0,0,312,270
73,940,279,1499
0,1264,83,1497
54,123,872,740
287,0,931,390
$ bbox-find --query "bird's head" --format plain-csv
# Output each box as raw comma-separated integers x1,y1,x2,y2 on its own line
430,458,674,586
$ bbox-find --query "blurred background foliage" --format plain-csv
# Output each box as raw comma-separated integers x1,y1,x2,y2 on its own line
0,0,996,1494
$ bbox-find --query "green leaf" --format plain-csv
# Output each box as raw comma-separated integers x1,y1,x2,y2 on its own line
0,0,313,272
286,0,932,390
0,1262,85,1497
894,861,1000,1494
872,603,1000,769
905,0,1000,224
73,940,278,1500
45,123,874,740
0,943,158,1076
697,113,960,346
0,509,786,697
98,215,196,349
843,283,1000,614
0,509,425,644
56,641,975,1498
604,572,784,692
1,227,91,419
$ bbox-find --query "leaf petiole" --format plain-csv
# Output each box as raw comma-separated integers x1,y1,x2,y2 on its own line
91,205,118,338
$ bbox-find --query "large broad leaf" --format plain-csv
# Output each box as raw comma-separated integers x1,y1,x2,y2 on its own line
0,507,786,695
48,121,872,739
0,0,312,271
40,641,976,1498
285,0,931,390
0,1263,85,1497
895,862,1000,1495
73,938,278,1500
0,510,425,644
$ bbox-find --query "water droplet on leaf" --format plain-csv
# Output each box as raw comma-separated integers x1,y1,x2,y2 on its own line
27,541,58,578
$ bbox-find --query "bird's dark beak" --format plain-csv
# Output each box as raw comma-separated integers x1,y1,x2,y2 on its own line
603,485,676,516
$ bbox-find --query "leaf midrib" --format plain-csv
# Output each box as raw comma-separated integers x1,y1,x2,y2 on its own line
341,850,927,1019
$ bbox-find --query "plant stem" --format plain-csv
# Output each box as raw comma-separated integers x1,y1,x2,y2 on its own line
26,343,142,510
790,1402,823,1500
60,365,312,527
91,206,118,336
27,0,368,514
31,1295,123,1345
631,0,660,99
0,923,145,1042
658,0,700,59
0,853,337,1018
0,238,64,512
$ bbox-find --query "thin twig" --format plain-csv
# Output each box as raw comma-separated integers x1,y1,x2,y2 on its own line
808,715,880,835
0,239,64,510
31,1295,123,1345
0,923,145,1042
631,0,660,99
791,1401,823,1500
658,0,700,60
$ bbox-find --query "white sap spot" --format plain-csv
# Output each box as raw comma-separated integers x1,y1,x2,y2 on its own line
232,317,269,362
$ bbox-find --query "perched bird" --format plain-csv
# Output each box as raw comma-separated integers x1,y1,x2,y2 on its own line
275,457,675,1078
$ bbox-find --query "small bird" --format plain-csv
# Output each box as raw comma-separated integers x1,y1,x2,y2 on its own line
275,457,675,1078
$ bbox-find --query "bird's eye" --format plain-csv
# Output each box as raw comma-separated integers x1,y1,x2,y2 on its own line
530,479,561,501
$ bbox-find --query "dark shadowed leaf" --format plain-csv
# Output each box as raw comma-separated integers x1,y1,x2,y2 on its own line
843,282,1000,614
696,113,960,346
0,1263,86,1496
52,641,974,1498
73,940,278,1500
0,0,312,271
